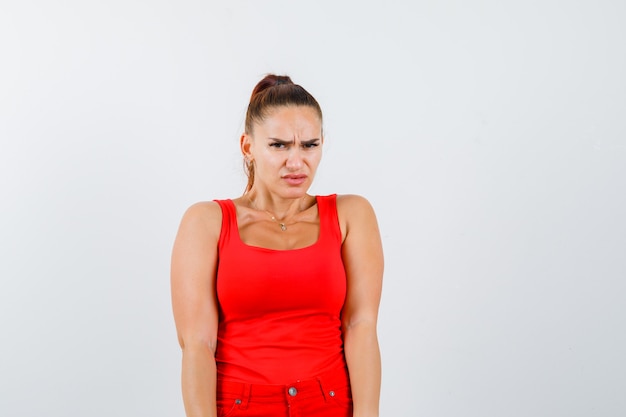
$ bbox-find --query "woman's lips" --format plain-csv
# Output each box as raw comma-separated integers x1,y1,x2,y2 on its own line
282,174,307,185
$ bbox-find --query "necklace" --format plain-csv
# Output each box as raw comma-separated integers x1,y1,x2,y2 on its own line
270,215,288,231
247,196,304,232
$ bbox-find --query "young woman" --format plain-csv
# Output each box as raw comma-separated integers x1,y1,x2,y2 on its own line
171,74,384,417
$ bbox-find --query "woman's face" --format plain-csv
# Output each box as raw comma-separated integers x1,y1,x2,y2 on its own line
243,105,323,199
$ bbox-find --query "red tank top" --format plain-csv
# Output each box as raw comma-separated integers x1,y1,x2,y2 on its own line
214,195,347,384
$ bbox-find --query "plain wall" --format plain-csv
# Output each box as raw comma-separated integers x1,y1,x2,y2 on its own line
1,1,625,416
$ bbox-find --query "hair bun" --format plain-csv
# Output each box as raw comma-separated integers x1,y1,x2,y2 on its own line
274,75,292,86
250,74,293,99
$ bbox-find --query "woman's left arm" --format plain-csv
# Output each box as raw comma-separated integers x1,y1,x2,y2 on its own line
338,195,384,417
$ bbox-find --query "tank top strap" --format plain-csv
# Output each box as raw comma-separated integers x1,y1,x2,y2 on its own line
316,194,342,245
214,199,236,252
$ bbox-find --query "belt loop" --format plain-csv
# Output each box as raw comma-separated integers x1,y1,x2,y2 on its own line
239,383,251,410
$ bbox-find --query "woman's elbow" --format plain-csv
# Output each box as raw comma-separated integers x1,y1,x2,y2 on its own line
342,317,378,334
178,334,218,356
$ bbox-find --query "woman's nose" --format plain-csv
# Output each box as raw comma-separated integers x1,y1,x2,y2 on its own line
285,148,303,169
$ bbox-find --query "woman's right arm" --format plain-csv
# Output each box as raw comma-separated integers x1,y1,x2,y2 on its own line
171,202,222,417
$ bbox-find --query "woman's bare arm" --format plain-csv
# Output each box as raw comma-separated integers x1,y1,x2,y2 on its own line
338,195,384,417
171,202,222,417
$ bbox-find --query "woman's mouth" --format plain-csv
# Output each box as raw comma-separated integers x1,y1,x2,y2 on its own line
282,174,307,186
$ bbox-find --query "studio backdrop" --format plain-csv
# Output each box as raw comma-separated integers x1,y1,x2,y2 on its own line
1,1,624,416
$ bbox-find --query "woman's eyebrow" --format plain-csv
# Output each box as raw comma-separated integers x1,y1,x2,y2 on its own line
268,137,291,144
268,138,321,144
301,138,321,145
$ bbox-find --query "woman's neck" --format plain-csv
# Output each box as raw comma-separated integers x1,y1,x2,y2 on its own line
244,191,311,221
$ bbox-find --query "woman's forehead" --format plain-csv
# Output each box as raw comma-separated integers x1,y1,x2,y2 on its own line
256,106,322,134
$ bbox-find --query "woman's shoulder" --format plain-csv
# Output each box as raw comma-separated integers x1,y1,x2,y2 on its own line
177,200,224,241
335,194,375,212
333,194,378,239
183,200,223,218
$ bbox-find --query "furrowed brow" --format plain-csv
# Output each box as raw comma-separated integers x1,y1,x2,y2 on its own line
301,138,321,145
268,137,292,144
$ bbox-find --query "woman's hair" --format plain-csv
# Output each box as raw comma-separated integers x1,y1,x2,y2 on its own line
243,74,323,193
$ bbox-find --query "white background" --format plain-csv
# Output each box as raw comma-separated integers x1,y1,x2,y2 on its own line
1,1,625,416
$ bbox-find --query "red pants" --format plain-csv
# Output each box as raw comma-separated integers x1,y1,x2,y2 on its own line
216,367,352,417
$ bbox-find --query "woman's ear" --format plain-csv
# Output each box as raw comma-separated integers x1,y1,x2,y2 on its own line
240,133,253,160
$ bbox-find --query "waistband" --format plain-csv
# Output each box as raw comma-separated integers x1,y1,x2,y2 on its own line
217,366,351,405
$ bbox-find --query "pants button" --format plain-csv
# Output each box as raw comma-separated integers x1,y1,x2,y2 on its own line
329,390,335,397
288,387,298,396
